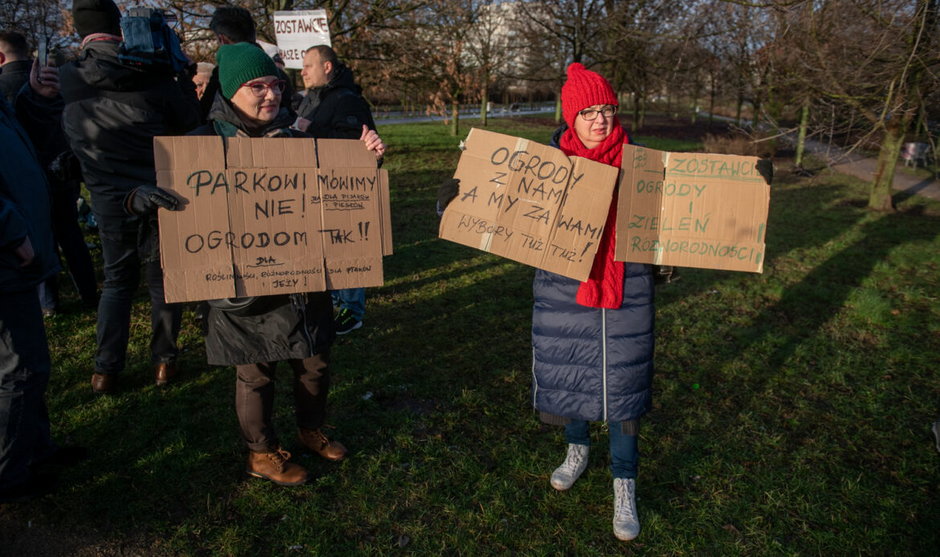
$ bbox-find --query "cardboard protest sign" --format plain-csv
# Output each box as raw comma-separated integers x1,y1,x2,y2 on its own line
273,10,331,69
439,128,618,281
155,136,391,303
616,144,770,273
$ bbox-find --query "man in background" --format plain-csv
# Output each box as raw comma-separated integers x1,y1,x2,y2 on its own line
0,31,31,103
199,6,293,120
59,0,199,394
192,62,214,100
297,45,379,334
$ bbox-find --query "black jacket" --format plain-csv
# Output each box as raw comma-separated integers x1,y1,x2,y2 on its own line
0,97,59,291
14,76,79,191
59,40,199,217
0,59,30,105
190,94,334,366
295,63,376,139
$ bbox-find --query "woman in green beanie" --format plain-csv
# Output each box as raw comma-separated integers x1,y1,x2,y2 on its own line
191,42,385,486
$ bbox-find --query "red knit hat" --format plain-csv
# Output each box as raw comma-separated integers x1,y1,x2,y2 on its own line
561,63,618,128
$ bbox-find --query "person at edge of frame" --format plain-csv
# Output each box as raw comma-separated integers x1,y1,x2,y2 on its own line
2,30,98,317
0,59,88,503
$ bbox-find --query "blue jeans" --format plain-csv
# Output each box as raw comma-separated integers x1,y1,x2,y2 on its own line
332,288,365,320
565,420,638,479
0,291,54,489
93,212,180,374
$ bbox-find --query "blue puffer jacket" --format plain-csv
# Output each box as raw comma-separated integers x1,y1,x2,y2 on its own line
531,125,654,424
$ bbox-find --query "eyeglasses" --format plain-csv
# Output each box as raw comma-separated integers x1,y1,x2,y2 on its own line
578,105,617,121
242,79,286,97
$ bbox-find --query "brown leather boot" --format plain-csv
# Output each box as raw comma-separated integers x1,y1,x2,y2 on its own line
91,373,116,394
154,362,178,386
298,428,348,461
246,448,308,486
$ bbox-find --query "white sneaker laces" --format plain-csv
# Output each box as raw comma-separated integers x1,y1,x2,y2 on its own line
559,444,588,475
614,478,637,522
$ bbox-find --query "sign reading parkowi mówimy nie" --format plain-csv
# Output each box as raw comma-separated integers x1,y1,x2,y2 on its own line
439,128,619,282
616,144,770,273
156,136,392,303
273,10,331,69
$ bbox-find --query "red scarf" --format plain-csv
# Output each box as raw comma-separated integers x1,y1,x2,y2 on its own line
558,121,628,309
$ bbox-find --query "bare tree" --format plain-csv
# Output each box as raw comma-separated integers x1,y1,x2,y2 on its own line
0,0,71,52
465,0,515,126
410,0,483,135
513,0,607,120
779,0,939,211
600,0,697,130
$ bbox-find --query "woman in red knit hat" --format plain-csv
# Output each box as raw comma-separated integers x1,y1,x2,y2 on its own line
438,62,653,541
532,63,653,542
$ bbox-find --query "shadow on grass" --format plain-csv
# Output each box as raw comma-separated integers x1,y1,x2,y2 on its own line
645,175,940,552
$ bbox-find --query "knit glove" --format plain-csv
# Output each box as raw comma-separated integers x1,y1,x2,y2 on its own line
437,178,459,214
125,185,181,216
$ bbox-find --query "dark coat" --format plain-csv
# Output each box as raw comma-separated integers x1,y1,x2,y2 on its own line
14,77,78,191
0,97,59,291
295,64,376,139
531,125,655,424
59,40,200,218
190,94,334,366
0,59,30,105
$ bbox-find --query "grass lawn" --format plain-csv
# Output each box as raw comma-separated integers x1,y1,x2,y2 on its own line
1,116,938,555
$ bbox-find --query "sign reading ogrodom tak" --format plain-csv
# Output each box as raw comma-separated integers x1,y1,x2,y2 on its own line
273,10,331,70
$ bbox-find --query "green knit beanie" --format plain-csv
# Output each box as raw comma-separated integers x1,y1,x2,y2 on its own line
216,42,278,99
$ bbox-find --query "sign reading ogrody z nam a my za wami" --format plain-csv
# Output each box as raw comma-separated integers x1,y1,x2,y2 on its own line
439,128,619,282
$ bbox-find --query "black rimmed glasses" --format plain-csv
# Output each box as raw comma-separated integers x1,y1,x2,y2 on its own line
578,105,617,121
242,79,286,97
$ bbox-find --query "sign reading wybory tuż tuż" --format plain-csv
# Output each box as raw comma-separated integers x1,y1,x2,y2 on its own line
616,145,770,273
155,136,392,303
438,128,619,282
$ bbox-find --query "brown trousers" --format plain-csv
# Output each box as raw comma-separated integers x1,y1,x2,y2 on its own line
235,352,330,453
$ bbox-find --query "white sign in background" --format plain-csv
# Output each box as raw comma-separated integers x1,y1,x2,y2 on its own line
273,10,332,70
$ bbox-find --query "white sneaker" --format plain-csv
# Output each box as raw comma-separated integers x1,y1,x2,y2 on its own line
613,478,640,541
550,444,589,491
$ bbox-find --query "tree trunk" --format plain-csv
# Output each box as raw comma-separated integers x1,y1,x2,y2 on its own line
632,91,641,132
708,73,716,126
795,100,810,168
869,120,906,211
481,81,488,127
451,100,459,136
554,96,562,123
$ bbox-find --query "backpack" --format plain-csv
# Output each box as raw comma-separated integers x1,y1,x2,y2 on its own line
118,8,189,74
